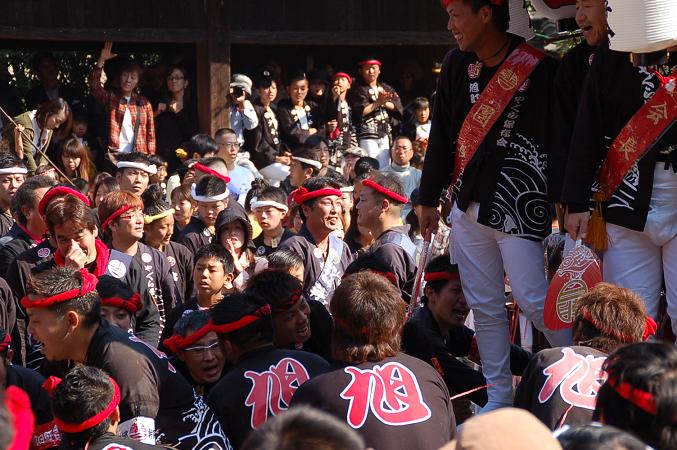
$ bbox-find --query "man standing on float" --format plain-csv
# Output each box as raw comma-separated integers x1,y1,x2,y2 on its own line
417,0,572,411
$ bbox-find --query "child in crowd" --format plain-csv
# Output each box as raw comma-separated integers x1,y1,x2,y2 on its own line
57,137,96,183
252,186,294,257
170,183,197,240
178,174,229,255
149,154,169,196
160,243,236,347
214,207,257,290
412,96,431,152
266,248,305,283
97,275,144,334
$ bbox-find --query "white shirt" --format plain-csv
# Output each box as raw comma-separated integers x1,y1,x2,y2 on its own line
230,100,259,145
117,97,134,153
28,110,48,155
228,164,256,205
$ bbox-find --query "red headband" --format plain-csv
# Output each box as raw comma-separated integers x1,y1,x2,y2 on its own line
333,72,353,85
43,376,122,433
101,204,140,231
440,0,504,8
211,305,272,335
362,179,408,204
272,289,303,313
194,163,231,184
101,293,143,315
580,308,656,343
0,333,10,352
424,271,461,282
371,271,398,286
20,269,98,309
4,386,34,450
38,186,91,217
163,321,213,354
54,239,110,277
606,376,657,416
359,59,382,67
293,186,342,205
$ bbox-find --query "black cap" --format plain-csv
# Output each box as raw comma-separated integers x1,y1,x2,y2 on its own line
255,70,274,89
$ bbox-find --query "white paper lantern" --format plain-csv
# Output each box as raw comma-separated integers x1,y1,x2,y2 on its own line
508,0,535,41
608,0,677,54
530,0,576,21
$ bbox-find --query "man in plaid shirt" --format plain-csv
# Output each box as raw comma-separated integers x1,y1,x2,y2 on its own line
89,41,156,155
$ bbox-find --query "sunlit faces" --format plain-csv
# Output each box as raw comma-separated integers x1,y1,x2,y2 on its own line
62,154,81,174
254,205,286,232
333,76,351,95
287,79,309,105
193,256,227,297
272,298,311,348
197,200,227,227
53,221,98,266
110,207,145,241
26,307,73,361
575,0,608,46
143,214,174,249
356,186,383,230
391,138,414,166
116,168,149,196
166,68,188,94
0,173,26,206
178,330,225,385
45,110,68,130
218,220,246,253
425,278,470,329
445,0,491,52
26,187,50,234
415,107,430,125
119,70,140,96
171,197,196,227
101,305,133,331
302,195,342,232
359,63,381,84
215,133,239,165
289,159,312,188
257,80,278,106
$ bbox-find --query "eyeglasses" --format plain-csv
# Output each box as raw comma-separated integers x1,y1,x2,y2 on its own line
218,142,239,149
184,341,220,356
119,209,144,221
167,76,185,81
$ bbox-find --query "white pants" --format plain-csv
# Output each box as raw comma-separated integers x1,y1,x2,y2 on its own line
359,137,390,168
604,164,677,331
451,203,572,410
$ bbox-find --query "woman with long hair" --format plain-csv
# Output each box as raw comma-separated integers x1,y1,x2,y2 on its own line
1,97,72,173
56,137,96,183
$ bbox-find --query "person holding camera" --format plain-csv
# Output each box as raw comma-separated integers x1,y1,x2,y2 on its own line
228,74,259,147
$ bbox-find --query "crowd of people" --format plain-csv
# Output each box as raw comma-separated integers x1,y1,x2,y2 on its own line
0,0,675,449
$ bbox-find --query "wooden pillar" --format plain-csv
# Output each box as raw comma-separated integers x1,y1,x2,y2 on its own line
197,0,230,135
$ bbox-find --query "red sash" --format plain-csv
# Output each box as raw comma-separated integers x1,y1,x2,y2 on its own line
595,77,677,200
452,43,547,185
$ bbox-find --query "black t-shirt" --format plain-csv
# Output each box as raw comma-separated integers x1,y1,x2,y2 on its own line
207,345,329,448
59,432,164,450
85,320,231,449
514,346,607,430
252,228,295,258
292,352,455,450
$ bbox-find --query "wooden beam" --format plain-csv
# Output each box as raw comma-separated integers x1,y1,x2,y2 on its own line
230,30,455,46
0,25,207,43
196,0,230,135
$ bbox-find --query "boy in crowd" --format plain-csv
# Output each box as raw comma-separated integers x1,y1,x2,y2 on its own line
251,186,294,257
97,275,144,333
280,177,352,306
266,248,305,283
0,153,27,236
163,310,225,396
413,97,431,149
160,244,236,347
292,272,455,449
179,174,230,255
23,267,232,448
284,148,322,195
207,291,329,448
114,152,157,196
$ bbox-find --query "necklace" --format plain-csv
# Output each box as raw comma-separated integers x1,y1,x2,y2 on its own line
481,38,511,65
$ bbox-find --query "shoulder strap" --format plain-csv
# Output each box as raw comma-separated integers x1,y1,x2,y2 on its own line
452,43,546,185
130,98,143,151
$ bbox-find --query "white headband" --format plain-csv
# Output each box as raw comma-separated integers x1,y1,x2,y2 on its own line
250,197,289,212
117,161,158,175
292,156,322,169
191,183,229,203
0,167,28,175
340,186,354,193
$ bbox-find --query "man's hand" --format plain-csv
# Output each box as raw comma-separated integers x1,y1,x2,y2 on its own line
275,153,291,165
416,205,440,238
64,243,89,269
565,211,590,241
97,41,117,67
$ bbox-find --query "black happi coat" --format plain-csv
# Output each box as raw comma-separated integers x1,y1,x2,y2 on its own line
179,216,214,256
420,34,558,241
0,223,37,277
244,100,281,169
514,346,607,430
549,42,597,201
561,43,677,231
207,345,329,448
252,228,295,258
364,226,417,302
0,211,13,238
163,240,194,304
349,81,403,141
292,352,455,450
0,277,15,340
402,305,532,407
60,432,163,450
276,99,322,151
279,226,353,305
86,320,231,449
